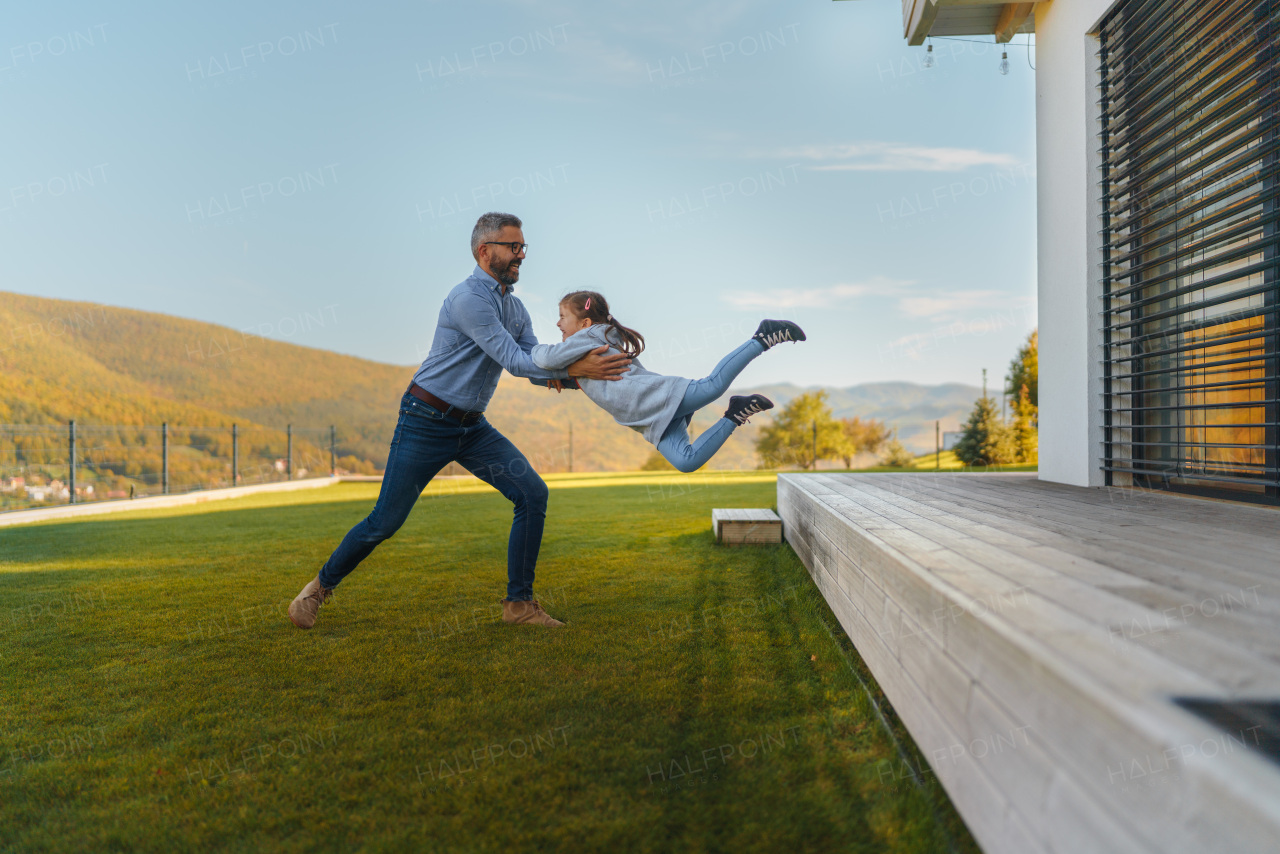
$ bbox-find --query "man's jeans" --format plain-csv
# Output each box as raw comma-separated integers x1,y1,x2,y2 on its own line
656,338,766,472
318,392,548,601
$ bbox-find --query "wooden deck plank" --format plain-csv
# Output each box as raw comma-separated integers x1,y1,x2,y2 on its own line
782,478,1173,849
777,474,1280,854
827,478,1280,686
825,478,1280,694
846,472,1273,560
885,479,1280,662
959,483,1280,572
962,682,1162,854
887,485,1280,647
836,474,1277,577
847,476,1280,630
801,479,1240,699
907,475,1280,579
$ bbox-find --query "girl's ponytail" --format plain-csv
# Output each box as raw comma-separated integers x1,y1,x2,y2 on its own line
561,290,645,359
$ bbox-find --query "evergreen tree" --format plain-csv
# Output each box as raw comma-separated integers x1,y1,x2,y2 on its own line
1010,385,1038,464
1002,329,1038,463
953,396,1018,466
1005,330,1038,410
755,391,851,470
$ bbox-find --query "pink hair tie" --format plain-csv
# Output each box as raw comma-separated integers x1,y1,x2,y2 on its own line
584,297,591,310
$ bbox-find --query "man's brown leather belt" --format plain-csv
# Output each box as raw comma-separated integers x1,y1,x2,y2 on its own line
407,383,485,426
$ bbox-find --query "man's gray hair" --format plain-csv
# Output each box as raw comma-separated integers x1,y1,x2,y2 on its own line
471,212,522,260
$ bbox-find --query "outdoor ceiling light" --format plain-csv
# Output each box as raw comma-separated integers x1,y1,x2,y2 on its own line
924,41,935,68
999,49,1010,75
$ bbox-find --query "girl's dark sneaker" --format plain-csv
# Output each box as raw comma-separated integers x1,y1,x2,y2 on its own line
725,394,774,426
753,320,806,349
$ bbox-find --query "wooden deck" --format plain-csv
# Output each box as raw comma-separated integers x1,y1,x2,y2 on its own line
778,473,1280,854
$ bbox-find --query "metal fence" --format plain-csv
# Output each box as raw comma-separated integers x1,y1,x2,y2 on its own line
0,422,346,513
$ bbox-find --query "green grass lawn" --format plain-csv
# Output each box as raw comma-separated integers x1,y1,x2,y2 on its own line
899,450,1037,472
1,471,979,853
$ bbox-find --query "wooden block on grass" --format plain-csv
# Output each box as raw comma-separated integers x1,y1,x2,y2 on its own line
712,508,782,546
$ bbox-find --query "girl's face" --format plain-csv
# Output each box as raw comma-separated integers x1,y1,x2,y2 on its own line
556,303,592,341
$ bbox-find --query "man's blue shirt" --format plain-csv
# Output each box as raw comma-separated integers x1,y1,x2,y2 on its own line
412,266,568,412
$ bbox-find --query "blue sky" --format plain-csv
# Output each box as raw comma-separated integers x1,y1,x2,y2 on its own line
1,0,1037,389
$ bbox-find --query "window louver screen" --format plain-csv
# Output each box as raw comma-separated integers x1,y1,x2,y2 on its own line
1100,0,1280,502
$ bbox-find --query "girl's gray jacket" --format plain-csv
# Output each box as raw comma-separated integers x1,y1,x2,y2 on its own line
531,325,691,445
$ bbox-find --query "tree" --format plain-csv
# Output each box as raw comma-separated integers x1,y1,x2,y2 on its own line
839,417,891,468
755,391,851,470
1010,385,1038,464
1005,329,1038,410
1003,329,1038,463
880,433,916,468
953,396,1018,466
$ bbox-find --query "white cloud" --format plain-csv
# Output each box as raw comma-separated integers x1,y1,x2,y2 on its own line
760,142,1025,173
881,295,1038,361
897,290,1027,320
723,276,911,310
724,280,1028,325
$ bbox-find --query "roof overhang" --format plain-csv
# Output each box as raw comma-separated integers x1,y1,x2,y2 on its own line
900,1,1046,45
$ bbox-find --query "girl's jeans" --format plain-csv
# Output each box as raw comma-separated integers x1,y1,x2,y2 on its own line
318,392,547,601
655,339,766,472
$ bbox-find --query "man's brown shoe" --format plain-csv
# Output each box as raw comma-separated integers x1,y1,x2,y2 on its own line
288,576,333,629
502,598,564,627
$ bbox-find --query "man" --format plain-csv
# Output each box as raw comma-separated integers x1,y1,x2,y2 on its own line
288,212,629,630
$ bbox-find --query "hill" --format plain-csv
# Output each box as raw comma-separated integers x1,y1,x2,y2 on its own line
0,292,660,480
0,292,985,489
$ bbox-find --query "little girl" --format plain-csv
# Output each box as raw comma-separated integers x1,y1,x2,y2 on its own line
531,290,805,472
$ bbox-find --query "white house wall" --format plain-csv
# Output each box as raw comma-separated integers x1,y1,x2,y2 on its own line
1035,0,1119,487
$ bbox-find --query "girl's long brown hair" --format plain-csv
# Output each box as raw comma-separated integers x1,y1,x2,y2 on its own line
560,291,645,359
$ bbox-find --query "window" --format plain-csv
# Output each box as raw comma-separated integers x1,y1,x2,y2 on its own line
1100,0,1279,502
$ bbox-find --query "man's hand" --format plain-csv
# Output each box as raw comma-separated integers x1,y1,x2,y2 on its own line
546,379,564,393
568,346,631,381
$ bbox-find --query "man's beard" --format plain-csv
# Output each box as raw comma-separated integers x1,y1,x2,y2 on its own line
492,257,520,287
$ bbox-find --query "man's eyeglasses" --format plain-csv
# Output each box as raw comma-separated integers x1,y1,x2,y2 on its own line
484,241,529,255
